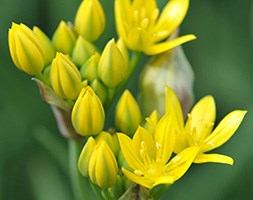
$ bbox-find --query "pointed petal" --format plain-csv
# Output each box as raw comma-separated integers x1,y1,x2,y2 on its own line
114,0,131,41
122,168,154,189
165,87,184,130
202,110,247,152
185,96,216,144
153,0,189,39
154,113,175,165
144,34,196,55
133,126,156,160
165,146,199,181
194,153,234,165
117,133,144,171
152,176,174,188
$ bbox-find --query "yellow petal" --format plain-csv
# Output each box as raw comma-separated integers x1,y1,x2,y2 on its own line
122,168,154,189
154,113,175,165
144,34,196,55
165,87,184,130
114,0,130,41
133,126,156,160
202,110,247,152
165,146,199,181
185,95,216,144
153,0,189,39
152,175,174,188
117,133,144,171
194,153,234,165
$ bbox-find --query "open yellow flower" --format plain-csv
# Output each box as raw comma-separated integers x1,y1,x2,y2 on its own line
115,0,196,55
165,87,247,165
118,113,198,189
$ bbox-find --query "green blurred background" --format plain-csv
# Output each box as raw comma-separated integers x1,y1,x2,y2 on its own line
1,0,253,199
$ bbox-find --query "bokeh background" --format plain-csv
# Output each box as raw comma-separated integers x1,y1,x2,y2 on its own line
1,0,253,199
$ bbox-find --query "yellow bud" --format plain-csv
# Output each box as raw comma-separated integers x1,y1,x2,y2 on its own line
71,86,105,136
98,39,127,88
88,141,118,189
115,90,142,136
74,0,105,41
71,36,97,67
33,26,55,65
80,53,100,82
116,38,129,68
52,21,76,54
78,137,96,177
50,52,82,100
95,131,119,156
8,23,45,75
144,110,159,136
91,79,107,105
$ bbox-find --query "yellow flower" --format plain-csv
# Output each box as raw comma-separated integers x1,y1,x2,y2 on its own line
115,0,196,55
88,141,118,189
117,113,199,189
74,0,105,42
52,21,76,54
115,90,141,136
50,52,82,100
165,87,247,165
8,23,45,75
71,86,105,136
98,39,127,88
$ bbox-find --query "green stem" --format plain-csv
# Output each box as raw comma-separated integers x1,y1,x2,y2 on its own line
89,181,105,200
68,140,94,200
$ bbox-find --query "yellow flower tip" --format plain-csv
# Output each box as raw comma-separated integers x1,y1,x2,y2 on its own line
88,141,118,189
52,21,76,54
98,38,127,88
72,36,97,67
115,90,142,137
80,52,100,82
8,22,45,75
50,52,82,100
95,131,120,156
78,137,96,177
33,26,55,65
74,0,106,42
71,86,105,136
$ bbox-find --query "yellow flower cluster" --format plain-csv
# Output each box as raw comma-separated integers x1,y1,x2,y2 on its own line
8,0,247,198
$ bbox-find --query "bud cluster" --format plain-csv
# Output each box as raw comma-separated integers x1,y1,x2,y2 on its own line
7,0,247,199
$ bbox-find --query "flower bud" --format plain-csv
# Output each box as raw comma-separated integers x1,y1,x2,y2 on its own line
91,79,107,105
80,53,100,82
8,23,45,75
52,21,76,54
139,45,194,117
33,26,55,65
144,110,159,136
88,141,118,189
78,137,96,177
115,90,141,136
116,38,129,68
74,0,105,41
98,39,127,88
108,175,125,199
71,36,97,67
71,86,105,136
95,131,119,156
50,52,82,100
